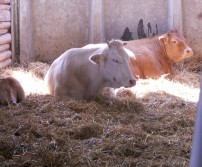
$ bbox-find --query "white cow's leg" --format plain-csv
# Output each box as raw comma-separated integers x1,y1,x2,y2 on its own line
100,87,116,98
54,83,68,96
54,81,84,100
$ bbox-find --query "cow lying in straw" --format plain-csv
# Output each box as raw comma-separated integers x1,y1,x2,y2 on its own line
0,77,25,105
124,30,193,79
45,40,136,100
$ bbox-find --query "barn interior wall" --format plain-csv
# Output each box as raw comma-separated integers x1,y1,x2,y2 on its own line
183,0,202,58
104,0,169,41
31,0,90,63
19,0,202,64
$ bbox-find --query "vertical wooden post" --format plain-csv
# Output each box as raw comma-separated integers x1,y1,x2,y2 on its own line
19,0,34,66
173,0,183,34
89,0,105,43
168,0,183,34
168,0,173,30
11,0,20,63
168,0,184,67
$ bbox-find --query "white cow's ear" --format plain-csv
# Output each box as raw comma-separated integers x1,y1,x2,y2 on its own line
159,35,168,44
89,54,106,64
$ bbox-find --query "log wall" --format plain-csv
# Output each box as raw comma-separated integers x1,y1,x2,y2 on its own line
0,0,11,69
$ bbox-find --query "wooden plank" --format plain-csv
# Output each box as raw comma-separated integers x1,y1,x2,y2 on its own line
0,33,11,45
0,50,11,61
0,22,10,29
0,44,10,52
0,4,10,10
0,28,9,35
173,0,183,34
11,0,20,63
20,0,34,65
0,10,10,21
0,0,10,4
0,58,11,69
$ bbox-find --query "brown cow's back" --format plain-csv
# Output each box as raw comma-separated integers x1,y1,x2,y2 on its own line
0,77,25,105
124,36,171,79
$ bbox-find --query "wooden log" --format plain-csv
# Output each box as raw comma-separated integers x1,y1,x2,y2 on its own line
0,28,9,35
0,10,10,21
0,44,10,52
0,0,10,4
0,4,10,10
0,33,11,45
0,58,11,69
0,22,11,29
0,50,11,61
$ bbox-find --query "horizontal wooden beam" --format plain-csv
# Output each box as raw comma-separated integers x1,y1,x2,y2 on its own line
0,44,10,52
0,58,11,69
0,4,10,10
0,28,9,35
0,50,11,61
0,0,10,4
0,22,11,29
0,9,10,21
0,33,11,45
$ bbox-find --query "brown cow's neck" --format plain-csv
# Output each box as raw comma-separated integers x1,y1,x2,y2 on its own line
126,36,173,63
151,37,173,63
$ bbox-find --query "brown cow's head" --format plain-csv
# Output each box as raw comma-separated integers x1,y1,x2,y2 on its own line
159,30,193,63
0,77,25,105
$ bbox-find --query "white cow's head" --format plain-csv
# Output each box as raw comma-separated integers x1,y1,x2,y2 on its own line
89,40,136,88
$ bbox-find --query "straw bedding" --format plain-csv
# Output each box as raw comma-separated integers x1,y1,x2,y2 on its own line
0,58,201,167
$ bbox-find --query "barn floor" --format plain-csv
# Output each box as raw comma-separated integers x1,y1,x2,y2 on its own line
0,59,201,167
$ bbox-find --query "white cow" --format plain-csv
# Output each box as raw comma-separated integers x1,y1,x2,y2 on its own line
45,40,136,100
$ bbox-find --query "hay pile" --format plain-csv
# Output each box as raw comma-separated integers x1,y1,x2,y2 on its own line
0,61,201,167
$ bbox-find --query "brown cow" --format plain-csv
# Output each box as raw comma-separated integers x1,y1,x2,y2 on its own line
124,30,193,79
0,77,25,105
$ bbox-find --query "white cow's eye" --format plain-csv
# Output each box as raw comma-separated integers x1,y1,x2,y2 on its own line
112,59,119,63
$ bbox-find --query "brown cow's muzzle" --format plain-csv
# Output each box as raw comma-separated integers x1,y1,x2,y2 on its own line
184,47,193,57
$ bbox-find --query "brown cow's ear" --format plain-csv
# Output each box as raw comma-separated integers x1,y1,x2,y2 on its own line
89,54,107,64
